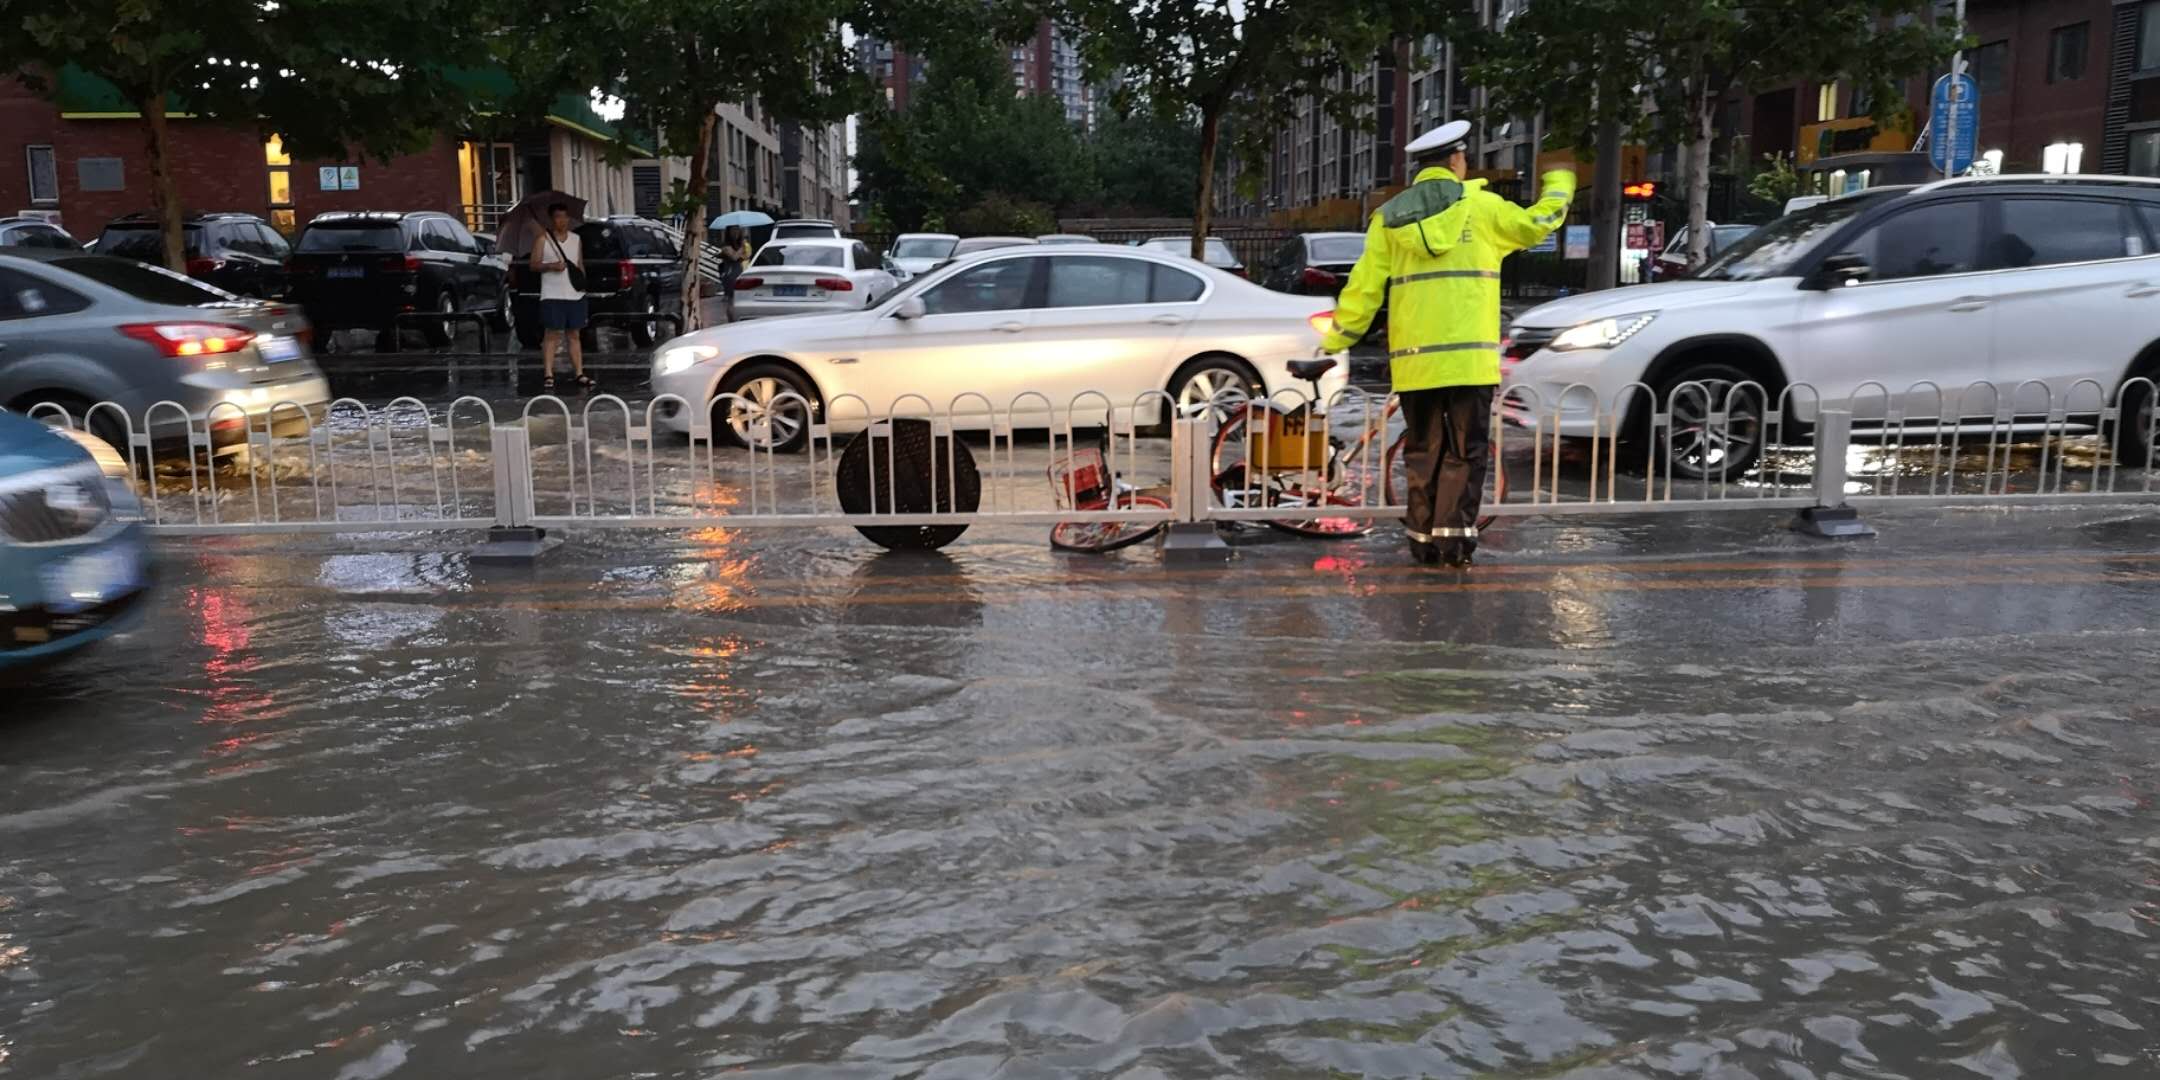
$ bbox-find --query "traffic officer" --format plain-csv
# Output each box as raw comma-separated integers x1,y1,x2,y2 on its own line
1321,120,1574,567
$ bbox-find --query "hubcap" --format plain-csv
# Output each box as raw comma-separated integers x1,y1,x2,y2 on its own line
728,377,807,447
644,297,658,341
1668,379,1762,473
440,294,456,340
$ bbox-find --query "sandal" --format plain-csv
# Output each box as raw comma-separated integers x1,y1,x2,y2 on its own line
541,375,556,392
574,374,597,390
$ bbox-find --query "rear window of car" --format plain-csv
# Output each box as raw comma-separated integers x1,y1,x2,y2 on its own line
297,224,406,252
1144,238,1238,266
1308,236,1364,263
49,255,235,305
753,244,844,268
95,224,203,259
773,224,836,239
577,223,627,259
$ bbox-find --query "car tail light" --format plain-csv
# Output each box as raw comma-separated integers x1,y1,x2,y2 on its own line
118,322,256,358
1307,310,1334,335
813,277,854,291
1230,267,1248,279
286,259,314,276
184,257,220,277
1300,266,1339,289
618,259,634,284
733,276,763,291
380,254,420,273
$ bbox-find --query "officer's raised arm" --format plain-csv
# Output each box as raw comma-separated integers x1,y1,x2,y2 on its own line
1488,169,1578,254
1320,213,1391,354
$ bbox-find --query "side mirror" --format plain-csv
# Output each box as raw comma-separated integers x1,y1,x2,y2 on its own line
1803,252,1870,290
893,296,926,321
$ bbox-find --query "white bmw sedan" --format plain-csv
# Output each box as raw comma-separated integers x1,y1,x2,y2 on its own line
651,245,1346,450
731,238,899,319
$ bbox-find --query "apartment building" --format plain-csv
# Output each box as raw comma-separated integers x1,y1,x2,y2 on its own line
780,119,851,228
859,21,1093,127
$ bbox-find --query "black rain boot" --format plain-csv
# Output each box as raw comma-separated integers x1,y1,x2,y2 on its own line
1408,538,1441,566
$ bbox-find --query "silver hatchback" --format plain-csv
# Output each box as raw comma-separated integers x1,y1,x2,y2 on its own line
0,249,330,447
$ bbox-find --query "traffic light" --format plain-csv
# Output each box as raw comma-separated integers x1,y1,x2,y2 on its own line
1623,181,1658,199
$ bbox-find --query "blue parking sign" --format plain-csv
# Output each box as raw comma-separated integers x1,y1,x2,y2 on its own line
1927,72,1979,175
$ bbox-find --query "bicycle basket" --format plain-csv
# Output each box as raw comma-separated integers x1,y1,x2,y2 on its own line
1047,448,1109,509
1255,407,1332,471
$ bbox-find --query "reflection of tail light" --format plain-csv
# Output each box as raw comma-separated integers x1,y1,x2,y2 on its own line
1300,266,1338,289
185,257,221,277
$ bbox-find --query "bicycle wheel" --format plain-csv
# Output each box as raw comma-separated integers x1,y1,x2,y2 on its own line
1380,435,1508,532
1263,489,1373,539
1211,402,1368,538
1050,494,1172,553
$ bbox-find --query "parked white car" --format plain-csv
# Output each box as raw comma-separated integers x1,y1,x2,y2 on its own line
768,219,841,241
651,246,1346,450
731,238,899,320
885,232,958,279
1504,175,2160,477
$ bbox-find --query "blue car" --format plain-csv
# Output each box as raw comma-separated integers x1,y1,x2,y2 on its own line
0,410,149,674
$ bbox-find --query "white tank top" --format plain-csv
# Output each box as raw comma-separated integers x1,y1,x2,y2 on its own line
537,231,583,301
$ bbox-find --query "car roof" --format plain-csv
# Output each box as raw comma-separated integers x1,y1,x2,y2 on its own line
897,231,958,239
0,247,84,264
773,218,836,226
106,210,264,225
307,211,444,224
1907,173,2160,199
1303,231,1364,240
956,235,1034,245
761,236,851,247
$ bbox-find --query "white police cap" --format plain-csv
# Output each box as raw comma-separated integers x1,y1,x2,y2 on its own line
1406,119,1472,157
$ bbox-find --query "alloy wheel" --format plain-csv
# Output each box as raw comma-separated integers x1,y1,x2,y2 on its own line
1667,379,1763,477
438,292,457,344
727,377,808,449
1178,367,1250,424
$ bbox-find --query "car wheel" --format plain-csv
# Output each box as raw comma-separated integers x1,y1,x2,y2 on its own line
1655,362,1766,481
631,291,662,348
489,283,514,335
422,291,457,347
2113,373,2157,468
1164,355,1262,433
715,363,815,454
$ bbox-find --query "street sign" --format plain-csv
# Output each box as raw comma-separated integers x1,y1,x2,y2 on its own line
1563,225,1590,260
1927,72,1979,175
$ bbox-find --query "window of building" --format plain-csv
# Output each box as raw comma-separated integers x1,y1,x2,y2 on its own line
2042,141,2085,173
1817,82,1838,122
2132,130,2160,176
25,145,57,205
2048,22,2089,82
1970,40,2010,96
78,156,123,192
263,135,293,232
2142,1,2160,72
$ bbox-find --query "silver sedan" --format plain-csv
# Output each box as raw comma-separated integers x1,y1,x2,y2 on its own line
651,246,1347,451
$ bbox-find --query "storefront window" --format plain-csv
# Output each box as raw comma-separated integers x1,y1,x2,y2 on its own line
264,135,292,228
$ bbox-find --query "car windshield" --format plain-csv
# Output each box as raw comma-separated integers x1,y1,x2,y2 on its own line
754,244,845,268
1694,193,1894,281
1308,236,1364,263
893,237,956,259
95,224,202,259
297,224,405,252
1146,238,1237,265
51,255,238,306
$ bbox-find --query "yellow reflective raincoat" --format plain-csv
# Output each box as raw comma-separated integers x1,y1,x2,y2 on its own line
1321,167,1575,391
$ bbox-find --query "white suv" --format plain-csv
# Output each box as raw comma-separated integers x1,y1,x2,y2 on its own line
1504,175,2160,477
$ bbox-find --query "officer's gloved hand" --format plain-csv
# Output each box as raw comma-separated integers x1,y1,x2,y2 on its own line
1539,169,1576,194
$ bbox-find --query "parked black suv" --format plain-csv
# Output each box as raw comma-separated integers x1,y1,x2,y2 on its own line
92,211,291,298
509,215,684,348
0,216,80,250
286,211,510,350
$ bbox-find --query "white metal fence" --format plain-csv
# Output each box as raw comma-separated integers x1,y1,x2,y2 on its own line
23,377,2160,546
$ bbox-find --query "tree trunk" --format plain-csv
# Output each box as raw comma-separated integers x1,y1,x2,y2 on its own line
1686,86,1713,265
141,93,184,272
1586,118,1623,292
679,109,719,333
1191,107,1220,262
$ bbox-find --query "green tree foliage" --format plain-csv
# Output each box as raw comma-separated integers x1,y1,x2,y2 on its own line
1059,0,1441,259
1748,152,1803,207
3,0,500,269
1087,109,1199,217
853,37,1096,232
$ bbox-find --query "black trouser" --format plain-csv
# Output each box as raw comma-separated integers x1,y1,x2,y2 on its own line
1398,385,1493,545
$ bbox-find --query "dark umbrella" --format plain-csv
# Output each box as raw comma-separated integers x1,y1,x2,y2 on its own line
498,190,586,262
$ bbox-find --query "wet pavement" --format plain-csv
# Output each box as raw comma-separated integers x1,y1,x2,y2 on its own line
6,503,2160,1078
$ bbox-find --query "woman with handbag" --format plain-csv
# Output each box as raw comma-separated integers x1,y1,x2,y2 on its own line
529,202,595,391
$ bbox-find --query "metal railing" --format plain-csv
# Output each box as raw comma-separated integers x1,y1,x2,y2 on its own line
19,377,2160,547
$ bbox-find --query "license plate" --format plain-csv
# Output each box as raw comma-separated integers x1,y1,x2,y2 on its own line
258,335,302,363
327,266,365,279
41,545,142,615
773,285,807,298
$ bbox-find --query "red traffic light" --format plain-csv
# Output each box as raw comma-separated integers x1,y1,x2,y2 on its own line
1623,181,1658,199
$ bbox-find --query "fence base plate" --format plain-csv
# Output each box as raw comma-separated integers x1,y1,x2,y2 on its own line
1160,522,1233,562
471,525,562,565
1791,505,1876,540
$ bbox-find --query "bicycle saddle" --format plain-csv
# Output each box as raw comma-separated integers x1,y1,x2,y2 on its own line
1287,358,1338,382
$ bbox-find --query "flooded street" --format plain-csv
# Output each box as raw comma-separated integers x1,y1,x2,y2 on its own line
5,503,2159,1078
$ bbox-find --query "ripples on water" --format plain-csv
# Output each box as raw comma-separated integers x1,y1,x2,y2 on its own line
1,543,2157,1078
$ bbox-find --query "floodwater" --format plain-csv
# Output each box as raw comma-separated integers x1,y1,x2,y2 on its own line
5,507,2160,1078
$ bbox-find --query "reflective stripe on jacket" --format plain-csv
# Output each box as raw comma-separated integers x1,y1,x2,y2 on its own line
1322,166,1575,392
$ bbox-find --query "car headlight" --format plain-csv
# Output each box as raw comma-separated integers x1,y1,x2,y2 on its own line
1549,312,1657,352
656,344,721,375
